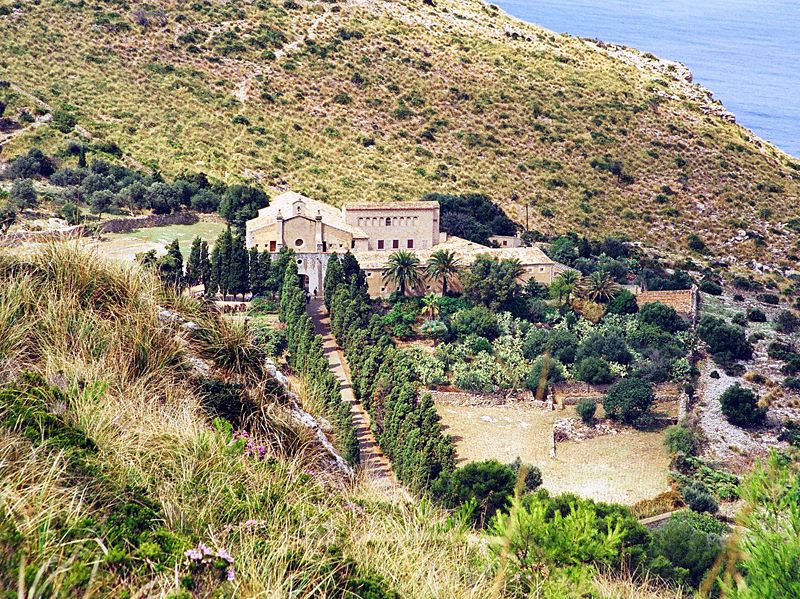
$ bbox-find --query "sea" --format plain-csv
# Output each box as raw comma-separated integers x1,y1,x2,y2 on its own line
493,0,800,158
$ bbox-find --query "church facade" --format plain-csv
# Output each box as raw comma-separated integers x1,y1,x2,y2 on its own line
245,191,568,297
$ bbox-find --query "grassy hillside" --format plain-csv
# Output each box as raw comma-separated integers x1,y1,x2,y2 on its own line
0,244,705,597
0,244,502,596
1,0,799,267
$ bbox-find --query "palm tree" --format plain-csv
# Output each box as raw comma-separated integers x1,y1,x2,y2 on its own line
585,270,618,303
507,258,526,282
420,293,440,319
383,250,424,296
426,249,462,296
552,269,581,304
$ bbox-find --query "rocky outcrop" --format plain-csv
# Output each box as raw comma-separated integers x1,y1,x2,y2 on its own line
265,358,354,477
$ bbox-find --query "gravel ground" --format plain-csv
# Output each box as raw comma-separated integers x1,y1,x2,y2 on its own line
695,359,783,470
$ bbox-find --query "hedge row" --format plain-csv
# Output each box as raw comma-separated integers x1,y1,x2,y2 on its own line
279,260,359,465
325,254,455,493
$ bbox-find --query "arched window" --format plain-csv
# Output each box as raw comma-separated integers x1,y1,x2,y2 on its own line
385,217,392,226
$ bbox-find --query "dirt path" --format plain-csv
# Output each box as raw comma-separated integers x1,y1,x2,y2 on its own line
307,299,404,496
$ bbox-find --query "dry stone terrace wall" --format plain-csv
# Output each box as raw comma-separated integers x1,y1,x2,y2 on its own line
553,381,684,405
428,388,539,407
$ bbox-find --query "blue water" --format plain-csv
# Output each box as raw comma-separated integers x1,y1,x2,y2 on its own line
494,0,800,157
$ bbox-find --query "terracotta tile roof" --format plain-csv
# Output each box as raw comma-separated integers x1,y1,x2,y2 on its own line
351,235,558,270
344,201,439,211
248,191,368,238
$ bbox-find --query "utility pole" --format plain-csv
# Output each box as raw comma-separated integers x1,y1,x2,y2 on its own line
525,202,529,233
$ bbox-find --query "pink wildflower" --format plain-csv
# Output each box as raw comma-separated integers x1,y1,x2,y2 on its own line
226,567,235,582
217,548,234,564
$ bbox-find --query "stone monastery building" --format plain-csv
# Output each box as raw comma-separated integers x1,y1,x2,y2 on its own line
246,191,568,297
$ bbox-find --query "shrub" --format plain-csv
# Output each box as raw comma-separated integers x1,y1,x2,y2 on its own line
778,420,800,448
603,377,654,426
683,481,718,514
451,306,499,340
10,178,37,209
696,315,753,364
637,302,688,333
720,383,766,427
605,288,639,315
575,331,631,365
747,307,767,322
576,398,596,425
574,356,613,384
648,517,722,588
732,312,748,327
523,328,578,364
440,460,516,527
664,425,695,455
698,279,723,295
420,319,448,341
784,377,800,391
509,457,542,493
670,509,728,536
775,310,800,333
525,355,564,393
58,201,81,225
756,292,780,305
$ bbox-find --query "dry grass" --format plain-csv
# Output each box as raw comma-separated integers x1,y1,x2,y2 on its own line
1,0,798,268
0,243,502,597
438,403,671,504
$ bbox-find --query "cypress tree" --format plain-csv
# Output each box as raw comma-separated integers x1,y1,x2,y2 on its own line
323,253,344,310
341,251,367,292
258,251,272,296
211,227,233,298
199,241,211,289
185,236,203,286
158,239,184,287
229,234,250,299
249,247,261,296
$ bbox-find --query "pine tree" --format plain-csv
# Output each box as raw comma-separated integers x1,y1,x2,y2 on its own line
185,236,203,286
323,253,344,310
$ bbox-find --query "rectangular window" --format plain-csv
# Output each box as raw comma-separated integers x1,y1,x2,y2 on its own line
392,240,399,249
377,240,385,250
269,240,276,252
407,239,414,249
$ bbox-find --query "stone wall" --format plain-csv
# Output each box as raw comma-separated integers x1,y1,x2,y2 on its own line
0,224,89,245
636,285,699,320
428,388,538,407
552,381,683,405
